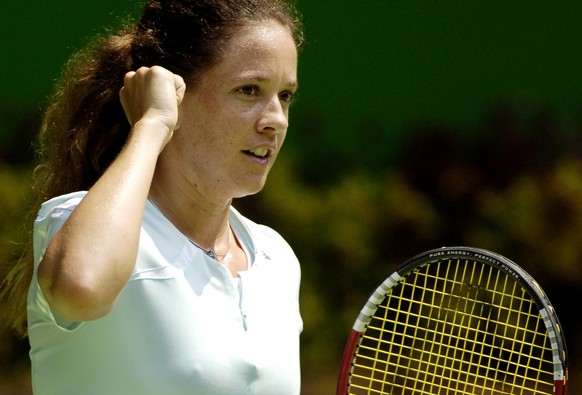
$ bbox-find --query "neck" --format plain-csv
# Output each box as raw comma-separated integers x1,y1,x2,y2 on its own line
148,181,232,254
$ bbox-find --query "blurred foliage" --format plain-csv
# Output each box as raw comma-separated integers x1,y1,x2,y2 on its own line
0,166,33,382
2,100,582,391
237,100,582,381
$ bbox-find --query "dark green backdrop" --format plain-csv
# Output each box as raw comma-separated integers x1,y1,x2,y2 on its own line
2,1,582,161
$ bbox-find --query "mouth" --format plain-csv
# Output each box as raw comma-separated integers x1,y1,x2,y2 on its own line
243,147,271,159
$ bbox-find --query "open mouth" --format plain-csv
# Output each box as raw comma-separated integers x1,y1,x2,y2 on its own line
244,147,270,159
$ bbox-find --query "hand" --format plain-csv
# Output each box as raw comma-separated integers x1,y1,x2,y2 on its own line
119,66,186,144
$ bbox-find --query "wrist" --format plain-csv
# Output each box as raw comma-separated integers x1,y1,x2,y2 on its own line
131,118,174,152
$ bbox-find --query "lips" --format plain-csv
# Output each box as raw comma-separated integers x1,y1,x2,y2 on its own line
247,147,269,158
243,145,274,159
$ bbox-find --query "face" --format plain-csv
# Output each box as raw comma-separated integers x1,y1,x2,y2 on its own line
160,19,298,201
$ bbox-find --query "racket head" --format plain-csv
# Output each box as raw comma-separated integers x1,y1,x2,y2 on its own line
337,246,568,395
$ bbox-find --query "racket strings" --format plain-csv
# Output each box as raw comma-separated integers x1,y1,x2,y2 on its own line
348,258,555,395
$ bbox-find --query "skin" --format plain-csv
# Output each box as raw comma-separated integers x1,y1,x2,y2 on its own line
37,19,298,322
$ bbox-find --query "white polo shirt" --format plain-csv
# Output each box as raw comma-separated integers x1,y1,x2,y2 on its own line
28,191,302,395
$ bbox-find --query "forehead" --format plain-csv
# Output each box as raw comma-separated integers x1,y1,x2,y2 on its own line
233,21,294,50
209,20,298,80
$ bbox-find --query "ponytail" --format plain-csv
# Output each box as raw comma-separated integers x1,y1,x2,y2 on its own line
1,28,137,336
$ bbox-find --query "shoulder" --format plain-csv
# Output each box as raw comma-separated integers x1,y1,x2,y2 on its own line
230,207,300,282
33,191,88,263
230,206,294,255
36,191,87,220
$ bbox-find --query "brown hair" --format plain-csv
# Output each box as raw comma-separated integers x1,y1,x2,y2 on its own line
1,0,303,337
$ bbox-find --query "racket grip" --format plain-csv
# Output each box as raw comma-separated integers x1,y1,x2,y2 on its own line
336,329,363,395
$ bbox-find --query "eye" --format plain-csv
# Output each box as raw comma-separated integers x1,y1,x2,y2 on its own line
279,90,296,104
237,85,259,96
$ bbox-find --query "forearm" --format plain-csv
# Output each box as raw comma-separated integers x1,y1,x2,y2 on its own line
38,120,168,322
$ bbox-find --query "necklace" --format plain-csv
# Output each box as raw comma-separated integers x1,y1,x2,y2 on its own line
147,197,232,262
187,227,231,262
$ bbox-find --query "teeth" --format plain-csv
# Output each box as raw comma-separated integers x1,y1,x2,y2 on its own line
249,147,269,157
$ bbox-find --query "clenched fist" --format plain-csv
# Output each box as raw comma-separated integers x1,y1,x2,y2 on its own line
120,66,186,146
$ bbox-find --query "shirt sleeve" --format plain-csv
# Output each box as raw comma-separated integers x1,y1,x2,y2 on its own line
29,191,87,331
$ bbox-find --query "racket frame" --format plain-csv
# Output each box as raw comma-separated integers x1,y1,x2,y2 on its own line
337,246,568,395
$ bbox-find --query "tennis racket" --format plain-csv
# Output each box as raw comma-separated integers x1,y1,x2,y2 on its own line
337,246,568,395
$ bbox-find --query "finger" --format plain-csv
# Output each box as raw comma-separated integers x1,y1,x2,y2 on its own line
123,70,137,85
173,74,186,131
119,88,134,126
173,74,186,105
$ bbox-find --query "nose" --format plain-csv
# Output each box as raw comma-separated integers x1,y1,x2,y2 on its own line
256,96,288,135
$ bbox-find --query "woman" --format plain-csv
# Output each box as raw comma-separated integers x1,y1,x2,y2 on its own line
4,0,304,393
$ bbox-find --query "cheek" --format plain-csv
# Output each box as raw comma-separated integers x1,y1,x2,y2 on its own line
179,99,253,152
177,106,216,144
279,127,288,143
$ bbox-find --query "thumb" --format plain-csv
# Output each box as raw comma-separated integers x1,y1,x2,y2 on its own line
174,74,186,106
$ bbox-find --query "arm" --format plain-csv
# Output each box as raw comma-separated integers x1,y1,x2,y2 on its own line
37,66,185,322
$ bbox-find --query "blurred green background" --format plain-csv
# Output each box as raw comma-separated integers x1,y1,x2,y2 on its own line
1,1,581,393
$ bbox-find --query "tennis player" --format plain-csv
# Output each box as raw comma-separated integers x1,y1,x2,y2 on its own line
3,0,304,393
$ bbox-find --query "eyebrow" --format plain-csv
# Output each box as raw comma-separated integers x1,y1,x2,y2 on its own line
235,73,298,89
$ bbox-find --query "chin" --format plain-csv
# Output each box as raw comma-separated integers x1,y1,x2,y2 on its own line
235,187,264,199
233,181,267,199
